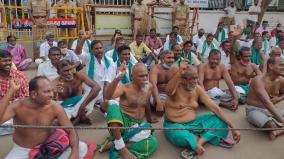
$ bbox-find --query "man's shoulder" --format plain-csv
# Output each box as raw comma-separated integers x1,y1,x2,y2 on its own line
11,69,27,79
39,60,51,67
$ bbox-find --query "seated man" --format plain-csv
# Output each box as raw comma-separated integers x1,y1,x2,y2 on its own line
0,50,29,135
52,60,101,125
164,26,183,48
105,37,137,64
164,61,240,158
37,47,61,81
102,45,137,112
35,32,57,65
164,32,180,51
1,35,32,70
102,63,158,159
145,28,163,56
251,39,267,72
71,30,92,65
198,49,239,111
177,40,201,66
150,50,178,114
197,33,217,63
246,57,284,139
57,40,81,70
230,47,262,104
129,33,157,70
1,76,96,159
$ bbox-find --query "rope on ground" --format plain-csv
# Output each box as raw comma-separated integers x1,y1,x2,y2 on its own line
1,124,284,132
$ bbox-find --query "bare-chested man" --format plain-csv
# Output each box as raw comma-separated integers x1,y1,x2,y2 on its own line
0,76,96,159
163,61,240,158
246,57,284,139
230,47,262,104
52,59,101,125
150,50,178,114
198,49,239,111
102,63,158,159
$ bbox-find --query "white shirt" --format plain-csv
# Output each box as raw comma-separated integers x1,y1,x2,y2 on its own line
105,49,138,64
220,49,231,70
62,49,80,63
248,5,261,22
224,6,236,17
214,28,228,42
81,52,115,100
37,60,59,81
39,41,58,60
197,41,217,59
270,37,277,47
164,34,183,50
192,34,206,49
71,39,92,64
71,39,91,54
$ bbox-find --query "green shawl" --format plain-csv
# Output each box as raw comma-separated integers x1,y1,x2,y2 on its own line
215,29,226,42
251,47,262,65
87,42,111,80
202,41,215,57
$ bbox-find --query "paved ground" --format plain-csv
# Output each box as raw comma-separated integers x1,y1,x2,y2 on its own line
1,46,284,159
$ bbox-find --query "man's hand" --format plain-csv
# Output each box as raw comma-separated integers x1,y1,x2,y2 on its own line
148,116,159,123
9,78,21,94
78,106,86,118
231,99,239,111
117,61,127,79
232,130,241,143
179,59,189,74
83,31,93,40
232,25,242,37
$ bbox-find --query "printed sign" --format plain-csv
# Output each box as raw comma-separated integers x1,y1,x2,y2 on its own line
185,0,208,8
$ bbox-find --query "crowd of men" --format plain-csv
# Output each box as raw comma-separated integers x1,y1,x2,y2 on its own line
1,0,284,159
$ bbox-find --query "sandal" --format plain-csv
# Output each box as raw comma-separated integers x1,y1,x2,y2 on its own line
218,137,235,149
180,149,196,159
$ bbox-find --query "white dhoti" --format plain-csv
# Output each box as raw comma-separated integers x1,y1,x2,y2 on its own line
5,141,88,159
207,87,233,103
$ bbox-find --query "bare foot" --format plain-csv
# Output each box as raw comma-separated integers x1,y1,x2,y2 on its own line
119,148,137,159
71,117,80,126
196,143,205,156
79,116,92,125
269,129,284,140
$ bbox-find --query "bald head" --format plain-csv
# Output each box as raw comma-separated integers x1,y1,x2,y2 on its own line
132,63,149,88
180,65,198,91
181,65,198,79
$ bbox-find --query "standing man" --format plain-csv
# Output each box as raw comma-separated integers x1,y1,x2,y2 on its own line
172,0,189,36
230,47,262,103
103,63,158,159
1,76,96,158
29,0,50,27
223,1,236,32
150,50,178,114
76,0,94,30
131,0,148,39
198,49,239,111
246,57,284,139
248,0,261,33
0,50,29,136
